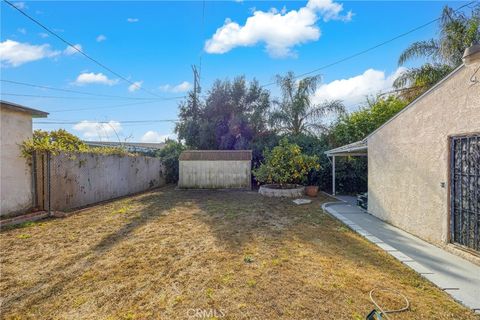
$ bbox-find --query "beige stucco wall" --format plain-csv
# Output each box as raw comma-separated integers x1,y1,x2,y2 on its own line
179,160,251,189
0,107,33,217
368,61,480,245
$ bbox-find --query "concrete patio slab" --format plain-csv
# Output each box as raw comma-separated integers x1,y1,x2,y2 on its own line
322,201,480,313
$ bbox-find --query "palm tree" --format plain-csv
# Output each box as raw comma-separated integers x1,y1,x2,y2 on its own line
270,72,345,136
394,5,480,98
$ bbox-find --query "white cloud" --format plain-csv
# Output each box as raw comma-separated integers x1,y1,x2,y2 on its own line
63,44,82,55
140,131,174,143
0,39,60,67
73,120,122,140
205,0,352,58
74,72,119,86
159,81,192,93
127,18,139,23
96,34,107,42
128,81,143,92
17,28,27,35
38,32,49,38
13,2,27,9
311,67,406,109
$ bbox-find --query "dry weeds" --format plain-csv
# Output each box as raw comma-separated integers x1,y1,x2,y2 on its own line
0,186,478,319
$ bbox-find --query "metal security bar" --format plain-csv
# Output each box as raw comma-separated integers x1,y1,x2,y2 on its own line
450,134,480,252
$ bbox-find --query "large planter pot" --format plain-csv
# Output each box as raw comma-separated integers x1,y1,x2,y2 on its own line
258,184,305,198
305,186,319,197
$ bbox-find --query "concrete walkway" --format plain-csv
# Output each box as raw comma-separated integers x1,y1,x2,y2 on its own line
322,201,480,313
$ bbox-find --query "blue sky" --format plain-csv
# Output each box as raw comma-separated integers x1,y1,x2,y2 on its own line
0,0,468,142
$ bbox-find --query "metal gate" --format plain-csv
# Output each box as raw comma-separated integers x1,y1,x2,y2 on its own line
450,134,480,252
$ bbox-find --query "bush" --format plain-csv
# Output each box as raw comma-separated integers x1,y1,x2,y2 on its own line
155,139,186,184
253,138,319,186
21,129,131,158
21,129,89,157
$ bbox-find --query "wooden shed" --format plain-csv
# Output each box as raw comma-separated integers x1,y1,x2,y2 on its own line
178,150,252,189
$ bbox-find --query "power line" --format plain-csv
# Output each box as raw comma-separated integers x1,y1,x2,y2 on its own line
3,0,165,98
0,92,184,102
1,92,147,101
260,0,478,87
1,79,177,100
48,100,177,113
34,119,178,124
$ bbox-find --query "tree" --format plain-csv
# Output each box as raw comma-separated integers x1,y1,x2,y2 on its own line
330,96,407,146
323,96,408,194
175,76,271,150
270,72,345,136
253,138,319,186
155,139,186,183
394,5,480,99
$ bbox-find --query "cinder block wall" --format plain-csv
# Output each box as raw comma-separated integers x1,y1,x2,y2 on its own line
368,61,480,245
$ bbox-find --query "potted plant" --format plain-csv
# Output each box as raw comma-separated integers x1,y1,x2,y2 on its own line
305,169,320,197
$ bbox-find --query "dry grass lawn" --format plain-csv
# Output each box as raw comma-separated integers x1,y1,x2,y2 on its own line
1,186,478,319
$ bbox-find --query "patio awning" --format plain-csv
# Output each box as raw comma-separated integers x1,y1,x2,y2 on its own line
324,140,368,196
325,140,367,157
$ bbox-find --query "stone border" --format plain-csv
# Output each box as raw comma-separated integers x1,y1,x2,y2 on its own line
258,184,305,197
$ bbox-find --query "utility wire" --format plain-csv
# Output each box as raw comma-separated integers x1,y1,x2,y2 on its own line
260,0,478,87
1,79,181,101
1,92,148,101
35,119,178,124
0,92,184,101
3,0,165,98
48,100,174,113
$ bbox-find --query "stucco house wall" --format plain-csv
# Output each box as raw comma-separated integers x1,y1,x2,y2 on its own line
0,108,34,217
368,60,480,245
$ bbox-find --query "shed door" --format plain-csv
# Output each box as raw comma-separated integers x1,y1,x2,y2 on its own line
450,134,480,252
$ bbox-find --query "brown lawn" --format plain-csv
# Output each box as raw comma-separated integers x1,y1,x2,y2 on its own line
1,186,478,320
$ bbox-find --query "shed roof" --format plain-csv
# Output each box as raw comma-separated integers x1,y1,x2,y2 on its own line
179,150,252,161
0,100,49,118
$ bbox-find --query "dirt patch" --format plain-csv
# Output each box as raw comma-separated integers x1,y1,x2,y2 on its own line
0,186,477,319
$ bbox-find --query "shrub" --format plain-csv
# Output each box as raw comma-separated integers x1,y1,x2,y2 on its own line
253,138,319,187
155,139,186,184
21,129,132,158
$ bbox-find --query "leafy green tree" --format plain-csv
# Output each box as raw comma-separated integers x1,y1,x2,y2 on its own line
394,5,480,99
270,72,345,135
330,96,407,146
155,139,186,183
253,138,319,186
175,76,271,150
323,96,408,194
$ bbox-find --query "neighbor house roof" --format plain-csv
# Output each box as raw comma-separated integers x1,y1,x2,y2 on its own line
325,140,367,156
0,100,49,118
179,150,252,161
84,141,165,151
